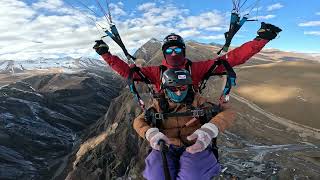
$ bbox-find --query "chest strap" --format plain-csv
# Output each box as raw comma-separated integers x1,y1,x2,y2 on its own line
144,104,220,128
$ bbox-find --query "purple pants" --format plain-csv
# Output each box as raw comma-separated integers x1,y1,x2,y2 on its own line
143,145,221,180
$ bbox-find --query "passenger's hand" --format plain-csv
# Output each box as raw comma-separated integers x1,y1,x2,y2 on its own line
145,128,169,151
186,123,219,154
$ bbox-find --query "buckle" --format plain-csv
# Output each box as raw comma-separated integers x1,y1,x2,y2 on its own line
154,113,164,120
191,109,204,117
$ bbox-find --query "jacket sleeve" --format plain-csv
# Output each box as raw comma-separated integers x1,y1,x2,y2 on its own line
214,38,269,73
133,112,151,139
101,53,160,84
209,103,236,132
191,38,269,79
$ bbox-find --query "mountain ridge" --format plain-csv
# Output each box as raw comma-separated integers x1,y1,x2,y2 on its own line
1,38,319,179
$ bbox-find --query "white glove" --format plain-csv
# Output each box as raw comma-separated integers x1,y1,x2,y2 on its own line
186,123,219,154
145,128,169,150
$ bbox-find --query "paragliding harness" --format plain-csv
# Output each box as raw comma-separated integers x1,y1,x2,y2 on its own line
127,57,236,111
125,47,236,164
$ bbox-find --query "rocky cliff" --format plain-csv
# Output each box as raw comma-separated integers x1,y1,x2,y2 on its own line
0,68,124,179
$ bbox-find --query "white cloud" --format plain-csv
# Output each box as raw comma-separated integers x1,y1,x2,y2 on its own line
316,12,320,15
0,0,100,60
178,11,226,30
251,14,276,20
205,26,226,32
304,31,320,36
109,3,127,16
198,34,225,40
299,21,320,27
33,0,63,10
0,1,226,60
137,3,156,11
267,3,284,11
179,29,201,38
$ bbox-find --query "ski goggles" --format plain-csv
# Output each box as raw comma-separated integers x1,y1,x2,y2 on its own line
167,85,188,92
164,47,182,55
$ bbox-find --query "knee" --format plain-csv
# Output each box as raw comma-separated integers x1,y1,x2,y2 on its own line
181,168,202,180
178,150,221,180
178,165,221,180
143,150,177,180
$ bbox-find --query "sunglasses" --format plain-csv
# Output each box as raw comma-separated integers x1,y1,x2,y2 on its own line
164,47,182,55
167,85,188,92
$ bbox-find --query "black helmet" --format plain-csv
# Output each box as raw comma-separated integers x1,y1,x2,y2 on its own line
161,68,192,88
162,33,186,56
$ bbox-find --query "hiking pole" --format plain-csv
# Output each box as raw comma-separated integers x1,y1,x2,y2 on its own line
158,140,171,180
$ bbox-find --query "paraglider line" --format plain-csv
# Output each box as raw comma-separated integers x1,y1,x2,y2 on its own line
95,0,111,24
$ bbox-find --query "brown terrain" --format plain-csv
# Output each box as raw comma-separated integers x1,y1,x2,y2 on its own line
63,40,320,179
1,39,319,179
235,61,320,129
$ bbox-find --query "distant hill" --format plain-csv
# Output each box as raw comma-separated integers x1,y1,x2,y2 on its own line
0,57,108,74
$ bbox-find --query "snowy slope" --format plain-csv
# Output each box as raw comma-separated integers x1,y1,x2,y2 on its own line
0,57,107,74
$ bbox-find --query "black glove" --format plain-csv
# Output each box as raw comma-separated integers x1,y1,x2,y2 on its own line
93,40,109,55
256,22,282,40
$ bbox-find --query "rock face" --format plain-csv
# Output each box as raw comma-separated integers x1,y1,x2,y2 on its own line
65,91,150,180
0,60,25,74
0,68,124,180
134,38,162,63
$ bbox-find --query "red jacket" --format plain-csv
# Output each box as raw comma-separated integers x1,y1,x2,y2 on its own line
101,38,269,92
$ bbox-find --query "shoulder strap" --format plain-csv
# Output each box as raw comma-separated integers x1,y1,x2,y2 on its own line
199,58,236,102
129,66,151,84
199,60,220,93
128,65,153,110
185,59,192,75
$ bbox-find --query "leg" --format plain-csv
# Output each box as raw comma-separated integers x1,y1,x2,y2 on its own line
177,148,221,180
143,149,179,180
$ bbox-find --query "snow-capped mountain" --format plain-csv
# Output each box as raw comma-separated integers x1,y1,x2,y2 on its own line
0,57,108,74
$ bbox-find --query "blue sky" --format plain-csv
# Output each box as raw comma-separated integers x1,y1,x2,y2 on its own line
1,0,320,60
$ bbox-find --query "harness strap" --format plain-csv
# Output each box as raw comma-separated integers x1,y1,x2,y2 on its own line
159,65,167,90
199,58,236,102
128,65,153,110
145,103,220,127
185,59,192,75
130,66,151,84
